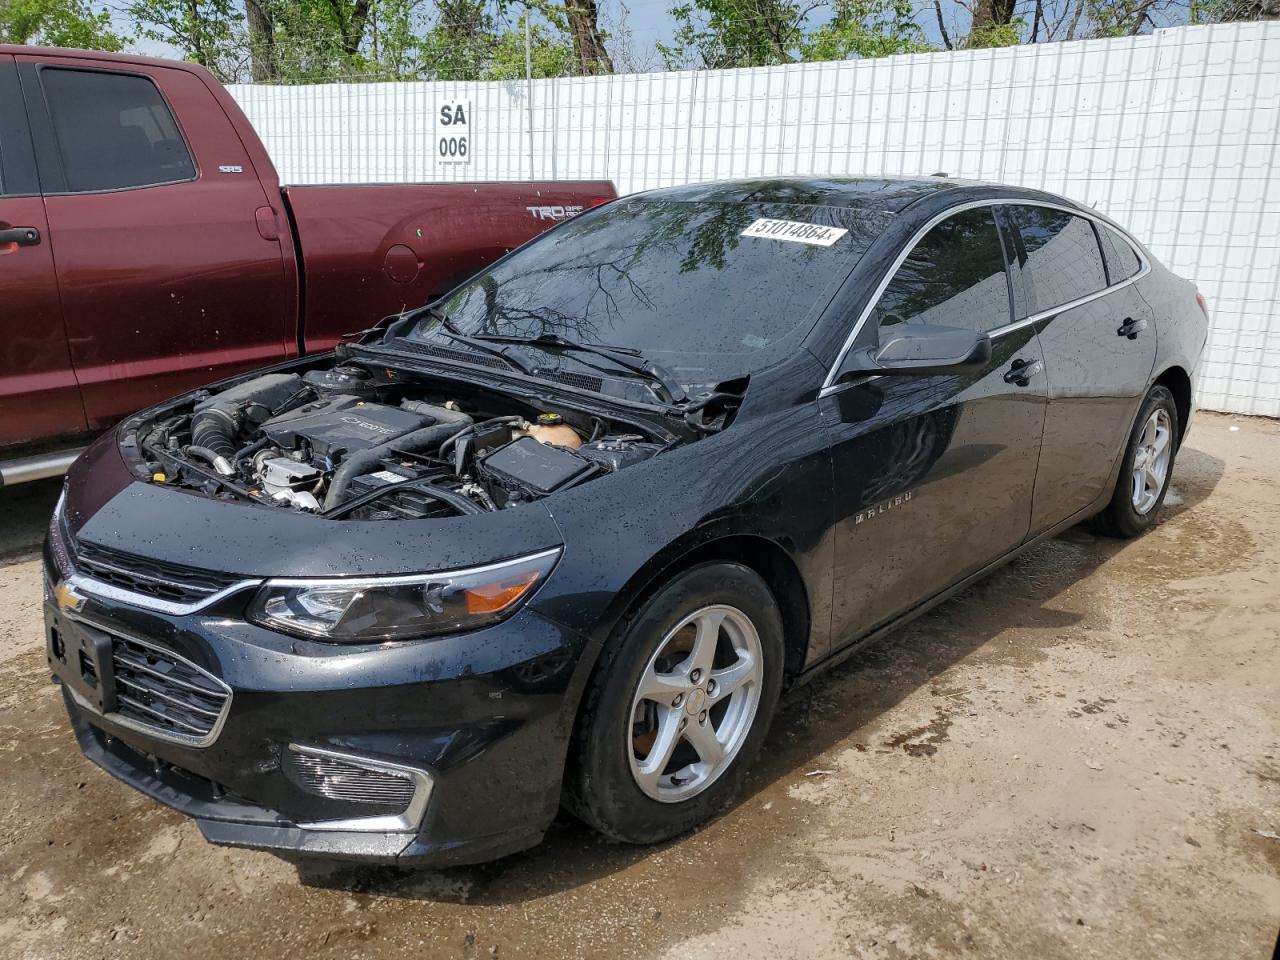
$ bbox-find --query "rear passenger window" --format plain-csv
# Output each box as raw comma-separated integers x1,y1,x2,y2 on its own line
1008,206,1108,313
874,207,1012,335
39,68,195,193
1097,225,1142,283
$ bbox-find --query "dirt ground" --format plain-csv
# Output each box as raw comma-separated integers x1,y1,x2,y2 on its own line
1,411,1277,960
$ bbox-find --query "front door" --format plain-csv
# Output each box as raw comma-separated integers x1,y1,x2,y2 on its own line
16,56,292,430
1002,205,1158,534
0,56,85,449
824,205,1047,647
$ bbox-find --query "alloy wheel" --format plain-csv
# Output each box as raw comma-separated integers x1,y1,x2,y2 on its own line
628,604,763,803
1131,407,1173,515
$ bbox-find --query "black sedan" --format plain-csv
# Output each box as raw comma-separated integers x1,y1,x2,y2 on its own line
45,177,1206,865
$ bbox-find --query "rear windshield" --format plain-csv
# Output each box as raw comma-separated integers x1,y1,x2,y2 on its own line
410,198,889,390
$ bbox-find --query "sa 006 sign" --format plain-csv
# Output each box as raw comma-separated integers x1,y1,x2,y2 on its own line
437,101,471,164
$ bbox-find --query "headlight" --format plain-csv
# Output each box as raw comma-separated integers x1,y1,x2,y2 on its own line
247,548,561,643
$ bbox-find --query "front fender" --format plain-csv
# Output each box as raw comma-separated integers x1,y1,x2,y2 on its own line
528,401,835,670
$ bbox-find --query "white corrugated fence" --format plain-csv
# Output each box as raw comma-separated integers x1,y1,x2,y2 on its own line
228,22,1280,417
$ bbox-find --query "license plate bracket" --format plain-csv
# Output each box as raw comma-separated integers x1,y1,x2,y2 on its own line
47,613,117,715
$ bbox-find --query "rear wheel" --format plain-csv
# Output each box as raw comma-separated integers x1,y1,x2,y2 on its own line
565,562,784,843
1089,385,1179,538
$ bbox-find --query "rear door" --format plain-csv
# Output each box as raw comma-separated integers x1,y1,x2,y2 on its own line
0,55,85,449
16,56,292,430
1003,205,1157,533
824,204,1048,647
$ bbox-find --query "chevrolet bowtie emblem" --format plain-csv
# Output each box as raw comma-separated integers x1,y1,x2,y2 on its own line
53,580,86,613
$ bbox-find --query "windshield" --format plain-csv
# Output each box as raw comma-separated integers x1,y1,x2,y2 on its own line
408,198,890,392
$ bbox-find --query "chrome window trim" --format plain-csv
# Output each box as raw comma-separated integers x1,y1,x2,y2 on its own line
288,743,435,834
819,197,1152,397
61,612,233,749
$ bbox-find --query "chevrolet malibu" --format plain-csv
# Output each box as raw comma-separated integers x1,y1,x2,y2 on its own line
45,177,1207,866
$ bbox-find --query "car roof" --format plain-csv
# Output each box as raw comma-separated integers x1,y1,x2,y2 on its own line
632,176,1077,217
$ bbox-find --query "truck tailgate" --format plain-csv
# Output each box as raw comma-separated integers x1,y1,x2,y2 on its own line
283,181,617,351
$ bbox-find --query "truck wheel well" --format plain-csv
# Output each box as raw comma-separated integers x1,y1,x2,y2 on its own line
1155,366,1192,443
620,536,812,685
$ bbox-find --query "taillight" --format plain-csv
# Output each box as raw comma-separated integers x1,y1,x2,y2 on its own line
587,196,612,208
1195,291,1210,321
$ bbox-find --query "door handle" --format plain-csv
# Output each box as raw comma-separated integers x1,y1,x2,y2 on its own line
1117,316,1147,339
0,226,41,247
1003,358,1043,386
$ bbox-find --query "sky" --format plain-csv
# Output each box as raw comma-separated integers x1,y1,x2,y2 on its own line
612,0,680,47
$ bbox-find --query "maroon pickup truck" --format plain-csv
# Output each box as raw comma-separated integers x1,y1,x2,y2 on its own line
0,45,614,485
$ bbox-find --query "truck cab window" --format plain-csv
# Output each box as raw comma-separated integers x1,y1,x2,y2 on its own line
874,207,1012,334
40,68,195,193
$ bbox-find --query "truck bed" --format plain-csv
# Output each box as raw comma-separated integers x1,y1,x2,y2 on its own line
283,181,616,351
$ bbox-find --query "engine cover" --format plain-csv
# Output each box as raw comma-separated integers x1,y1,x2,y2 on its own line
260,396,433,461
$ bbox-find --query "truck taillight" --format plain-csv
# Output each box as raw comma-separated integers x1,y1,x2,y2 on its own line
587,197,612,209
1195,291,1210,321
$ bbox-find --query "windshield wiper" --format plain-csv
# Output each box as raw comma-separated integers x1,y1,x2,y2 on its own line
421,309,536,376
470,332,688,404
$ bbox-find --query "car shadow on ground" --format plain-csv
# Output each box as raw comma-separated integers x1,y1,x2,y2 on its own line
0,476,62,565
294,445,1227,903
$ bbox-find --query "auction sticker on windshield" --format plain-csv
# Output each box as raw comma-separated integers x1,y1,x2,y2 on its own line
740,218,849,247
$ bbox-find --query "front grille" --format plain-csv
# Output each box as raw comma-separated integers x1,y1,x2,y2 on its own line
283,750,416,808
72,541,240,607
109,633,230,743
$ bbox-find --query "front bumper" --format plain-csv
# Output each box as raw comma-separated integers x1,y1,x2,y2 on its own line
45,562,591,866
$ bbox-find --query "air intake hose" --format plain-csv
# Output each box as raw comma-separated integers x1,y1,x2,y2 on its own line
189,373,305,465
323,405,473,511
190,406,239,461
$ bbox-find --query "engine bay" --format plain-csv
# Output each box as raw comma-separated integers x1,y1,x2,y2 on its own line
131,362,672,520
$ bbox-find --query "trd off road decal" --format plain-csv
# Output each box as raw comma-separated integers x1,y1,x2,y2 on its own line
740,218,849,247
854,490,913,525
527,205,585,221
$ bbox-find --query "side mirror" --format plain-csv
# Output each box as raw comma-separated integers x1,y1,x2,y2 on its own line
837,324,992,380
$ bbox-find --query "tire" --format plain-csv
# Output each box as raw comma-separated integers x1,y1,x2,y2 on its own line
565,562,785,844
1088,385,1180,539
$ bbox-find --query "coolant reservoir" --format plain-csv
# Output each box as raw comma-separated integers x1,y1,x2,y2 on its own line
523,413,582,449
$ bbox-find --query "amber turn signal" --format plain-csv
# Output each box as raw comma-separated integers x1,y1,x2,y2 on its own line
463,571,541,615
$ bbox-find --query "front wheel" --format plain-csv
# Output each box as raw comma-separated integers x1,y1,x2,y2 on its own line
1089,384,1180,539
565,562,785,844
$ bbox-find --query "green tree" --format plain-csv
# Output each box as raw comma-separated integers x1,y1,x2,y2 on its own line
0,0,124,48
420,0,503,79
238,0,431,82
802,0,932,58
962,0,1018,44
561,0,612,74
126,0,239,77
419,1,576,81
658,0,810,69
483,17,575,77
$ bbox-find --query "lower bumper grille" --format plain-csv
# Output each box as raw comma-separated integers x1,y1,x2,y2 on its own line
58,617,233,746
110,634,230,742
283,750,416,808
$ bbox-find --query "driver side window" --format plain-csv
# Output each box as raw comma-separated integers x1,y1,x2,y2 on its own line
875,207,1013,335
